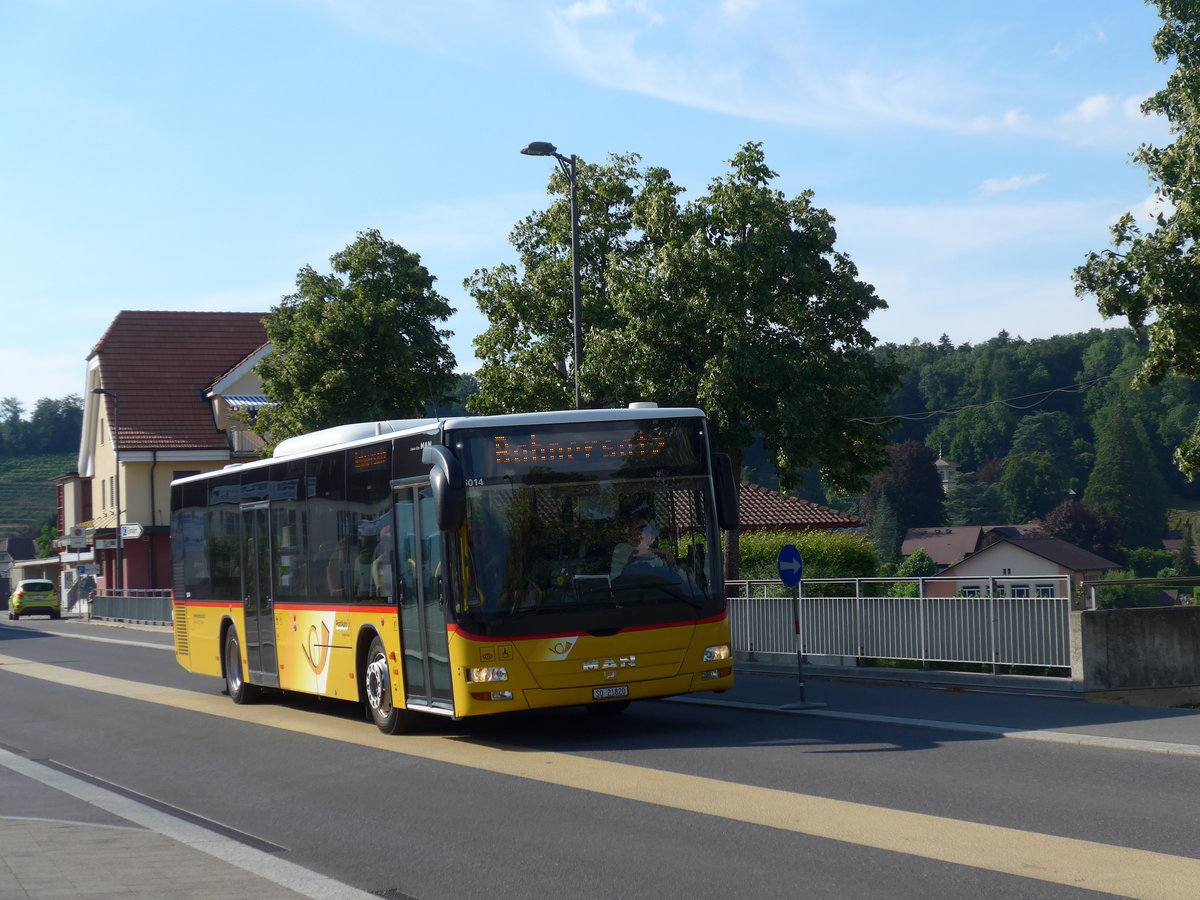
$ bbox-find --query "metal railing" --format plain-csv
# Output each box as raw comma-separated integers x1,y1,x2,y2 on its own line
72,576,1074,670
87,589,173,625
726,576,1073,670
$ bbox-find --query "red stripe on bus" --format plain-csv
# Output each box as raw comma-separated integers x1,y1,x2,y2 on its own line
175,600,397,616
274,603,397,615
448,611,727,643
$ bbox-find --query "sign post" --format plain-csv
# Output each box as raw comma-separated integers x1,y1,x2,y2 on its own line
777,545,806,702
776,544,824,710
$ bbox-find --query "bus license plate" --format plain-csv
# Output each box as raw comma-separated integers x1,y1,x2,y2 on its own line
593,685,629,700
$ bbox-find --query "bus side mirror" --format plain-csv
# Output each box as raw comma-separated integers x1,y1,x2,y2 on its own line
711,453,739,530
422,445,465,532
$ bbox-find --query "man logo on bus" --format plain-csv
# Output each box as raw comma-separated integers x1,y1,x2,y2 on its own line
302,621,331,674
582,657,636,671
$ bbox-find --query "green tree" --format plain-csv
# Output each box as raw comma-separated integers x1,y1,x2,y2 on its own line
1010,412,1075,473
1084,397,1168,549
0,397,23,454
1040,500,1121,561
944,474,1006,526
999,452,1071,523
868,496,902,566
1073,1,1200,475
897,547,939,577
925,406,1016,472
255,229,456,444
468,143,898,575
34,515,57,559
1172,524,1198,576
861,440,945,533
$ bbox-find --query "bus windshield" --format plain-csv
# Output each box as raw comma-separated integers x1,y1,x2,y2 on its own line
452,418,724,636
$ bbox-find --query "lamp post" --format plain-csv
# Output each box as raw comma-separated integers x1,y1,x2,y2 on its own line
91,388,122,592
521,141,583,410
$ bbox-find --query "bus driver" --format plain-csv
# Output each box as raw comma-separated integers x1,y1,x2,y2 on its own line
610,519,678,579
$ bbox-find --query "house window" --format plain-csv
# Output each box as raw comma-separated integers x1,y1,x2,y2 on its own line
100,478,106,511
1035,584,1055,598
960,586,981,597
1010,585,1030,598
110,478,115,508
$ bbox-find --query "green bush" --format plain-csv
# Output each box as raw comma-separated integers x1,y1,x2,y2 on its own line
737,529,879,581
1092,571,1166,610
1127,548,1172,578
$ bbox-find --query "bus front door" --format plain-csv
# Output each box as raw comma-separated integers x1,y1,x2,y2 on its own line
393,483,453,711
240,502,279,687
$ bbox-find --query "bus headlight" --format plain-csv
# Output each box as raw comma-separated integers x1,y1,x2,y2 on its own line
703,645,731,662
468,667,509,683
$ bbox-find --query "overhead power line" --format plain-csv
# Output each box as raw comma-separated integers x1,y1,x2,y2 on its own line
849,373,1133,427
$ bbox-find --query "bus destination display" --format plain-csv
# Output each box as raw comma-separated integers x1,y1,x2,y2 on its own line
459,420,704,482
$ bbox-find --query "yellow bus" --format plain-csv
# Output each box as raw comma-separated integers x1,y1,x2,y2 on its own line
170,404,737,733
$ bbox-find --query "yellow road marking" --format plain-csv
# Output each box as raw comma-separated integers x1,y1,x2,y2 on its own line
3,653,1198,899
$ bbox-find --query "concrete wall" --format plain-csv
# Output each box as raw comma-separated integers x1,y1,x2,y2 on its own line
1073,607,1200,706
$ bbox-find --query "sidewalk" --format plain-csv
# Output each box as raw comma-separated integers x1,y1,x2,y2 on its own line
0,747,374,899
702,662,1200,757
6,632,1200,899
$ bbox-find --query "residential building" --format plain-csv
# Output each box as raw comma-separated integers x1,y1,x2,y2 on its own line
0,537,38,597
59,310,270,593
902,524,1041,568
927,535,1121,599
737,481,862,531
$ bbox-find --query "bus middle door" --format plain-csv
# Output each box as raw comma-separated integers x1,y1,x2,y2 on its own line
239,501,280,688
392,482,453,712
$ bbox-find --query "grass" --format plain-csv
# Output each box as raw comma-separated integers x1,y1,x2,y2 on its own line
0,452,75,538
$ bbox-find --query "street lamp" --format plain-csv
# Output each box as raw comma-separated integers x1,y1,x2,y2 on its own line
521,141,583,410
91,388,122,592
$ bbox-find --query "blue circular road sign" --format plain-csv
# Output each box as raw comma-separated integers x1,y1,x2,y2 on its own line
777,543,804,587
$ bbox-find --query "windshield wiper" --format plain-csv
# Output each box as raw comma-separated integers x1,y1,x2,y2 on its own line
610,582,705,609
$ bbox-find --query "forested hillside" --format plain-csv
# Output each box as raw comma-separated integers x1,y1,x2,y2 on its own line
833,327,1200,558
0,454,75,538
0,396,82,538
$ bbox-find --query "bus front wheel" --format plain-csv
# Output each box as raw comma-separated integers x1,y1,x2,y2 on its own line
224,629,259,704
365,636,413,735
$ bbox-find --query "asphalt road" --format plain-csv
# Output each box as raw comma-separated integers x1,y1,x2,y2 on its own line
3,616,1200,899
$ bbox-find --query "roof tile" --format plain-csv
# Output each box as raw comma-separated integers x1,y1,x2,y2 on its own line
738,481,862,530
91,310,268,451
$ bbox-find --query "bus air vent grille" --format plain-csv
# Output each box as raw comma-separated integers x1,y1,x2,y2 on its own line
173,603,189,655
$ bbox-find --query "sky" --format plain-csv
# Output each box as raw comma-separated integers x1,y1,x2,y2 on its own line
0,0,1174,413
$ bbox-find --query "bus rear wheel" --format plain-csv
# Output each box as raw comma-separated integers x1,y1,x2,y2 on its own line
365,636,413,735
224,629,259,704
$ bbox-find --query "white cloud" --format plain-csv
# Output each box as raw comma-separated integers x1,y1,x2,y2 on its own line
833,196,1124,345
1050,23,1107,59
865,269,1110,347
0,348,90,408
297,0,507,58
836,198,1107,262
1060,93,1114,124
978,173,1048,196
544,0,972,132
720,0,759,15
563,0,613,21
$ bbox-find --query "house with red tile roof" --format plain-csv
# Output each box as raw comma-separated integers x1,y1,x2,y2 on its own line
737,481,862,531
61,311,270,592
901,524,1042,568
927,534,1121,599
